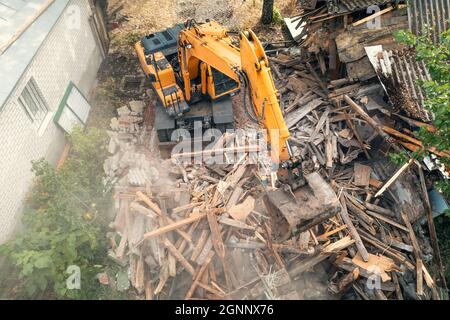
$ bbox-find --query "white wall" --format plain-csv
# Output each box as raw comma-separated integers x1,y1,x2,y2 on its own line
0,0,103,243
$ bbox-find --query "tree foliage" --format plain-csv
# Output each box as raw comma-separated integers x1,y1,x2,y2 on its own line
394,29,450,198
0,126,112,299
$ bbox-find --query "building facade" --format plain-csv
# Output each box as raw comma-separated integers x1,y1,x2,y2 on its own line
0,0,107,243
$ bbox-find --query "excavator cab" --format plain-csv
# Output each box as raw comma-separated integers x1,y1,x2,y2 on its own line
135,23,235,142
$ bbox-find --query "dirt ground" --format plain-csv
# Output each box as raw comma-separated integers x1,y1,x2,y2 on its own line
108,0,298,43
107,0,297,30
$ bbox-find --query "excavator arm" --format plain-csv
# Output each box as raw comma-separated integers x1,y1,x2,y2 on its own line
178,20,291,162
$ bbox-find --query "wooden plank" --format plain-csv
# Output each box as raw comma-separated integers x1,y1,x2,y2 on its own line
143,212,206,240
164,238,195,276
317,224,347,240
366,210,409,232
354,163,372,187
343,110,371,159
352,252,400,282
359,231,415,271
136,191,162,215
219,216,255,230
364,202,396,218
417,162,448,291
339,195,369,262
386,236,414,253
383,126,450,158
228,196,255,222
352,6,395,27
191,229,210,262
185,251,215,299
172,202,203,214
400,211,421,257
137,191,193,243
392,272,404,300
345,195,374,225
285,99,323,129
374,158,414,198
416,258,424,296
130,202,158,219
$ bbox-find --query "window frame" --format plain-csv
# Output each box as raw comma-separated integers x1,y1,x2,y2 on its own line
18,77,49,128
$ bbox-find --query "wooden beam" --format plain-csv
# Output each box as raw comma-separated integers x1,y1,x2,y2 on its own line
143,212,206,240
164,238,195,276
365,210,409,232
417,162,448,292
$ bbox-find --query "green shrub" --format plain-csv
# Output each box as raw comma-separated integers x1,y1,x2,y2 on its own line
0,127,112,299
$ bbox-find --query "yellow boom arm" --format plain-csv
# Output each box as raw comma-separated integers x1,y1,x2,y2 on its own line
178,20,291,162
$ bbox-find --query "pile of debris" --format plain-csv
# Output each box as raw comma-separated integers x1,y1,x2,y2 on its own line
99,1,448,300
102,97,446,300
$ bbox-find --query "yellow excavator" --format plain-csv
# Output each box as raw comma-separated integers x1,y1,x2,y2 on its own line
135,20,340,241
135,19,290,161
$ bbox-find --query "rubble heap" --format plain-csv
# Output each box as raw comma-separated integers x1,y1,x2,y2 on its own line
100,0,448,300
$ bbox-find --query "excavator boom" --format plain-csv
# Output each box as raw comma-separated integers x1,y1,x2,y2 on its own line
177,20,291,162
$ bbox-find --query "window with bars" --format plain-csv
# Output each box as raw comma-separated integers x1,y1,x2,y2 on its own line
18,77,49,127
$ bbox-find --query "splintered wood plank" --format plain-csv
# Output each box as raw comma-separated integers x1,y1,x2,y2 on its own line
417,162,448,292
136,191,162,215
164,238,195,276
185,251,215,299
352,252,401,282
206,210,225,260
322,236,355,253
317,224,348,240
353,163,372,187
136,191,193,243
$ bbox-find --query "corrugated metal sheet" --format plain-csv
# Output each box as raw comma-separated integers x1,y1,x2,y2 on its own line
407,0,450,44
366,46,433,121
